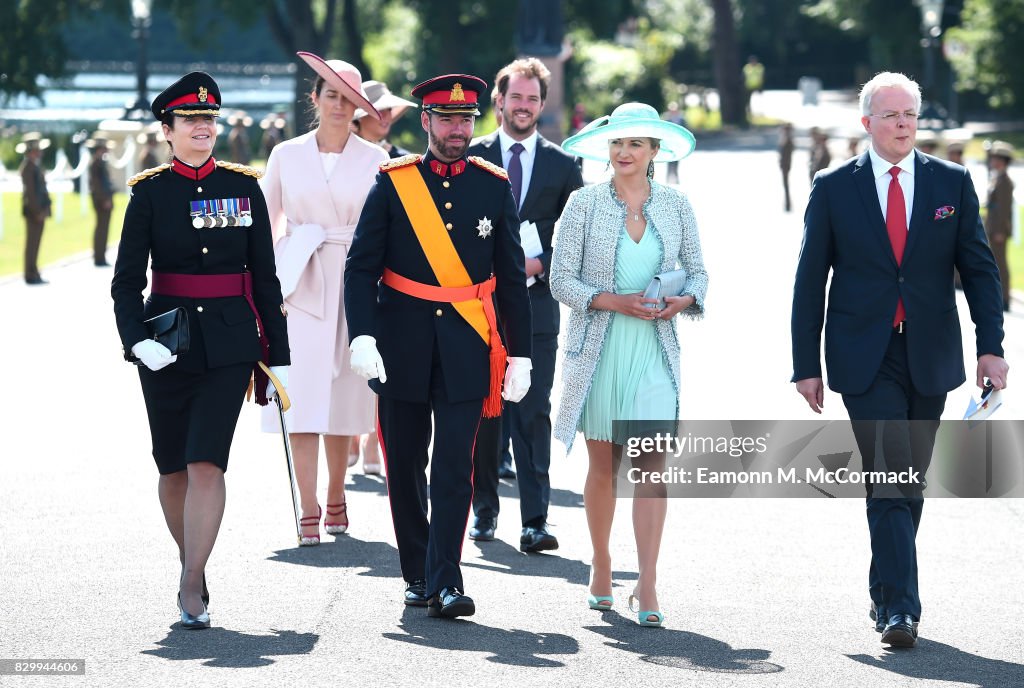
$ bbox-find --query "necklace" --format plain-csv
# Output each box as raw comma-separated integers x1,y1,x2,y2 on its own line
613,181,649,222
625,203,642,222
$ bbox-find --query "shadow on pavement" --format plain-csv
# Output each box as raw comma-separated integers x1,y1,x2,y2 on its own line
847,639,1024,687
381,606,579,667
465,541,638,589
143,627,318,667
586,614,783,674
345,474,389,495
267,537,401,578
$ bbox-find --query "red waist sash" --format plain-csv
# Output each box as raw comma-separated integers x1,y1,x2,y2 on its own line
151,271,271,406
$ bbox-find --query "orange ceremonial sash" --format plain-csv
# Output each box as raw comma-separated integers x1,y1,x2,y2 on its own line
386,164,506,417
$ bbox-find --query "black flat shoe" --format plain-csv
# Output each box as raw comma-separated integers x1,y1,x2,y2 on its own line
469,517,496,542
404,579,429,607
520,524,559,553
869,602,886,633
881,613,917,648
427,586,475,618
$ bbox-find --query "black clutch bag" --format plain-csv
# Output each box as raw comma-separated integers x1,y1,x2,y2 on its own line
129,307,190,364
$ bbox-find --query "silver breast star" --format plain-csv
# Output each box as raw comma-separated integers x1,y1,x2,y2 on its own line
476,216,493,238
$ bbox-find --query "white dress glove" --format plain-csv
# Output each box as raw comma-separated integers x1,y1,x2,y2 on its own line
350,335,388,383
131,339,177,371
502,356,532,403
266,365,289,402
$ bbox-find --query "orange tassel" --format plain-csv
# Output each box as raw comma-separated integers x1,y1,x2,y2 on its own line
483,339,506,418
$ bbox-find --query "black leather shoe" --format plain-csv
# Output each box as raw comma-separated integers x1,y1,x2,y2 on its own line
25,276,48,285
499,463,517,480
95,260,111,267
427,586,475,618
404,579,429,607
869,602,886,633
881,613,918,648
469,517,496,541
520,524,559,552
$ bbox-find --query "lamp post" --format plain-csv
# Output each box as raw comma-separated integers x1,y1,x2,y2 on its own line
124,0,153,120
915,0,945,124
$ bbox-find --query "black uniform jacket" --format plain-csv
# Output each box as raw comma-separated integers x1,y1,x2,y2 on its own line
345,152,532,404
469,132,584,336
112,157,290,372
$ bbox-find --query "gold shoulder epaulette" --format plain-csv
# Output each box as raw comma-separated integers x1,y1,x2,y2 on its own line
216,160,264,179
127,163,172,186
468,156,508,180
379,154,422,172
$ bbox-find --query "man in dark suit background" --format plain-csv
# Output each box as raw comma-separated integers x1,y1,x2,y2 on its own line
467,57,584,551
791,72,1009,648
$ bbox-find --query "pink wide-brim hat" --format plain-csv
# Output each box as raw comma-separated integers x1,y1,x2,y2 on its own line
296,51,381,121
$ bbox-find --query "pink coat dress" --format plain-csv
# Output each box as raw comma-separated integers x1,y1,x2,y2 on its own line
260,131,388,434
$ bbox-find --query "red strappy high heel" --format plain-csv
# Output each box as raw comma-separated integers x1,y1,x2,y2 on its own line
299,505,322,546
325,502,348,535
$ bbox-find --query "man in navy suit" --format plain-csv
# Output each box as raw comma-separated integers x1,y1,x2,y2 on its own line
791,72,1008,648
467,58,584,551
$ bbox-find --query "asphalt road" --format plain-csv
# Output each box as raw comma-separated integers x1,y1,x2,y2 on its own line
0,143,1021,687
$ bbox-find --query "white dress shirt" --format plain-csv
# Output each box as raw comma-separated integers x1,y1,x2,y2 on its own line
497,127,538,211
868,146,915,230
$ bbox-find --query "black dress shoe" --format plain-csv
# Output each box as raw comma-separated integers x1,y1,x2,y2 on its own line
869,602,887,633
469,517,496,541
95,260,111,267
25,276,48,285
881,613,918,648
404,579,429,607
498,463,517,480
427,586,475,618
520,524,559,552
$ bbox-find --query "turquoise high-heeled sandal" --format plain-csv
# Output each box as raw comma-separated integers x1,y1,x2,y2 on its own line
587,594,614,610
629,593,664,627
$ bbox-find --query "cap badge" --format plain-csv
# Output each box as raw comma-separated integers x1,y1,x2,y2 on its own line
476,216,493,238
450,83,465,102
198,86,208,103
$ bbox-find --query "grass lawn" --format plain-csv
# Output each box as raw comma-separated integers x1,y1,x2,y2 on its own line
1,192,128,278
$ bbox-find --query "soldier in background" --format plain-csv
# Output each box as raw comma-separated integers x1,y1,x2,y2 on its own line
87,134,115,267
138,124,163,170
227,111,253,165
916,129,939,156
17,132,52,285
778,122,794,212
260,113,287,158
985,141,1015,311
809,127,831,181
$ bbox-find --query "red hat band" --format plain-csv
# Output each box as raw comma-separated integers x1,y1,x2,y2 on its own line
163,90,219,112
422,84,478,107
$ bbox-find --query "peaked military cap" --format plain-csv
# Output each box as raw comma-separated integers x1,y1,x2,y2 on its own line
151,71,222,119
411,74,487,116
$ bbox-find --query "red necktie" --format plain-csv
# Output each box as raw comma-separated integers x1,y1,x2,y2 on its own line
886,166,907,326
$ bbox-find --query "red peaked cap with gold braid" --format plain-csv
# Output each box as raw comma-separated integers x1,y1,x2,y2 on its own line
151,71,222,119
411,74,486,116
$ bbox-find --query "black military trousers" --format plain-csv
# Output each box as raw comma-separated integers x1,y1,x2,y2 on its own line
24,217,45,280
842,330,945,622
93,201,111,264
378,349,482,598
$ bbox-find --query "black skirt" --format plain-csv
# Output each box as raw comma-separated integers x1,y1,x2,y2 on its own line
138,362,252,474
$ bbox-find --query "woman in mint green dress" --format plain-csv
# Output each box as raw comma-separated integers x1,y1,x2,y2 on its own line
551,103,707,627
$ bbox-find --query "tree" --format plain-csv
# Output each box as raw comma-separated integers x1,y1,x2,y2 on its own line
710,0,745,126
0,0,123,103
946,0,1024,112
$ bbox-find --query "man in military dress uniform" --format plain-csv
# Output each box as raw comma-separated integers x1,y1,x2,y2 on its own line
87,135,115,266
18,132,52,285
985,141,1015,311
344,74,533,619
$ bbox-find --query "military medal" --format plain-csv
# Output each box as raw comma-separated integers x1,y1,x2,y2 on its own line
476,216,493,238
190,198,252,228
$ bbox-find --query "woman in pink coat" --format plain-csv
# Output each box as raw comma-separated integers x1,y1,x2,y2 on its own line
261,53,387,545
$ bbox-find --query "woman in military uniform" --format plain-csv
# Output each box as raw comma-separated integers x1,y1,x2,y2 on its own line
111,72,290,629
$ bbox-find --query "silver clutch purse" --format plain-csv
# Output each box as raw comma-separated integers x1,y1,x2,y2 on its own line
643,268,688,309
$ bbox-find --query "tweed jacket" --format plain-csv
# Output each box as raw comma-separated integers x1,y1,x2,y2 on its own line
550,180,708,450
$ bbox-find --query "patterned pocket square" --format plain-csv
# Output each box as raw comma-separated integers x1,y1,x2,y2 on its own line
934,205,955,221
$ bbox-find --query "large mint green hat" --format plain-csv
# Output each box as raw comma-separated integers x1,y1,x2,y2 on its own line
562,102,696,162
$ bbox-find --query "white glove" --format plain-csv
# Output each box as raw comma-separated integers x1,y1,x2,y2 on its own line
350,335,388,383
266,365,289,402
502,357,532,403
132,339,177,371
